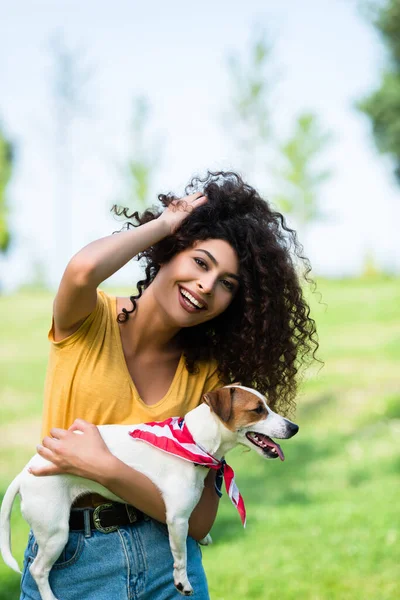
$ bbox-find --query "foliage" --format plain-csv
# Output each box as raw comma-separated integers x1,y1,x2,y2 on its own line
361,247,386,278
223,28,332,235
48,33,95,281
358,0,400,182
223,28,277,165
1,278,400,598
0,123,13,254
118,95,165,211
49,33,94,126
271,112,333,233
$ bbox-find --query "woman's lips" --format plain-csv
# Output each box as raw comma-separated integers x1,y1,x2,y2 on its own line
178,286,204,313
179,285,208,309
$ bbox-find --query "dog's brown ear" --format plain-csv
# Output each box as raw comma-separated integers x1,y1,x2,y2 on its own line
203,388,234,423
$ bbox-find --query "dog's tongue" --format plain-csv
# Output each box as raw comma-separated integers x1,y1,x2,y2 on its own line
268,439,285,461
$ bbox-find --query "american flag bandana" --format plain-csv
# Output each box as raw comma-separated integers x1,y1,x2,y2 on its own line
129,417,246,526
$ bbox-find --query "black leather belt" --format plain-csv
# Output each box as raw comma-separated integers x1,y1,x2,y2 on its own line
69,502,145,534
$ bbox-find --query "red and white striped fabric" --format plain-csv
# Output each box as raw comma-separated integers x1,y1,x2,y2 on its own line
129,417,246,527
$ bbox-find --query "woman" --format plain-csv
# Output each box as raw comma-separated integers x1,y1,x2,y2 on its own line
21,171,319,599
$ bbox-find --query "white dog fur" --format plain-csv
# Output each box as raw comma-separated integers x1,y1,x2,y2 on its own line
1,384,298,599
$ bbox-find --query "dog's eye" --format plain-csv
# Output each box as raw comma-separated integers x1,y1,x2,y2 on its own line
252,405,264,414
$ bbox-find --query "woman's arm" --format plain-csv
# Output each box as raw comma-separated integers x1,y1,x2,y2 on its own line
53,218,170,336
98,456,219,541
53,193,207,338
30,420,219,541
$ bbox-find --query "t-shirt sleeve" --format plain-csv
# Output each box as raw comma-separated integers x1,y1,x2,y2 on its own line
47,290,108,348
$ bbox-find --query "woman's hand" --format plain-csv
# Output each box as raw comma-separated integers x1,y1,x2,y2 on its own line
158,192,208,235
29,419,113,480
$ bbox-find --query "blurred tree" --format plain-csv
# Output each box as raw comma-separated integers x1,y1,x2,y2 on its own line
361,247,384,278
49,33,94,278
119,95,165,211
0,122,13,254
271,112,333,237
222,27,279,177
358,0,400,182
223,28,333,238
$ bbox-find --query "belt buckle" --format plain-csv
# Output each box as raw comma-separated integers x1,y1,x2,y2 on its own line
126,504,138,524
93,503,118,534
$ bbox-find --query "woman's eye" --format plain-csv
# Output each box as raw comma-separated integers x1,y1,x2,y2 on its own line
194,258,207,269
193,258,235,291
221,279,234,291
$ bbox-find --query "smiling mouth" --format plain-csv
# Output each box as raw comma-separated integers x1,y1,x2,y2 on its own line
246,432,285,461
178,286,207,310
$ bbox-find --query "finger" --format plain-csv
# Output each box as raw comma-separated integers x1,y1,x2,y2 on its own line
182,192,200,202
68,419,93,432
192,192,205,200
178,194,206,210
180,192,204,205
193,194,207,204
186,192,205,203
36,443,58,460
49,427,68,440
41,436,60,451
28,463,63,477
187,192,207,207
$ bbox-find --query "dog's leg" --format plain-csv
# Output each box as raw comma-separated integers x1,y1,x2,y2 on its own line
163,486,204,597
28,524,69,600
198,534,212,546
165,514,193,596
21,484,71,600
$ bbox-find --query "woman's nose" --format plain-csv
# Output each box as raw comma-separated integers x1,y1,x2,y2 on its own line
197,278,213,295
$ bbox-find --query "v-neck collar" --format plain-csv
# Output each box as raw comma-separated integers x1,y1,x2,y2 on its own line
112,296,184,408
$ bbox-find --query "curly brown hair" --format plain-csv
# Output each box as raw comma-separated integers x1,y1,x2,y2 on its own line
112,170,321,417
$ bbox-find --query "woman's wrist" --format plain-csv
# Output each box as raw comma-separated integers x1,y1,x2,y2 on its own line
94,453,121,487
154,213,172,238
156,212,176,237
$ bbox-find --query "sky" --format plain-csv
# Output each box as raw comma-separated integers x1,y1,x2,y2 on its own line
1,0,399,291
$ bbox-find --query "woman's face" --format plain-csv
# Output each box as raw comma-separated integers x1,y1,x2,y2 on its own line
152,238,240,327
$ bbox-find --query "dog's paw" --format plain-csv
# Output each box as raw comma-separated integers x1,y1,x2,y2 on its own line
174,581,194,596
198,534,212,546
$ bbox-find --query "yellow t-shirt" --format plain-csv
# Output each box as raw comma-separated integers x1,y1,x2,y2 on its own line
41,290,225,437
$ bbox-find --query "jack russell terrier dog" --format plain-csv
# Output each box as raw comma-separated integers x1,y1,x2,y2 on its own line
1,384,299,599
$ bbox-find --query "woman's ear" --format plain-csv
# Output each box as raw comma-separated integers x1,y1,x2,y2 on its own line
203,388,234,423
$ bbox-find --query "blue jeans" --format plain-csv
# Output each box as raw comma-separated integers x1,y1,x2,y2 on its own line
20,517,210,599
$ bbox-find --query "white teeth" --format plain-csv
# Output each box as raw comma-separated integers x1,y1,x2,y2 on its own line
249,433,276,451
180,288,204,309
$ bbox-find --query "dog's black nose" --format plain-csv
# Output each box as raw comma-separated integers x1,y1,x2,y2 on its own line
288,422,299,437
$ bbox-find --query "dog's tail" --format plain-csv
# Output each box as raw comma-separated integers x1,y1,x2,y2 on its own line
0,473,22,573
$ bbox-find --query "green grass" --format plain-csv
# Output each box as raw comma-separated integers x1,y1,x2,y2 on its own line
0,278,399,599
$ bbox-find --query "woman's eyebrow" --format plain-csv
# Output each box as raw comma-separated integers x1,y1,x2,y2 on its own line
195,249,240,281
